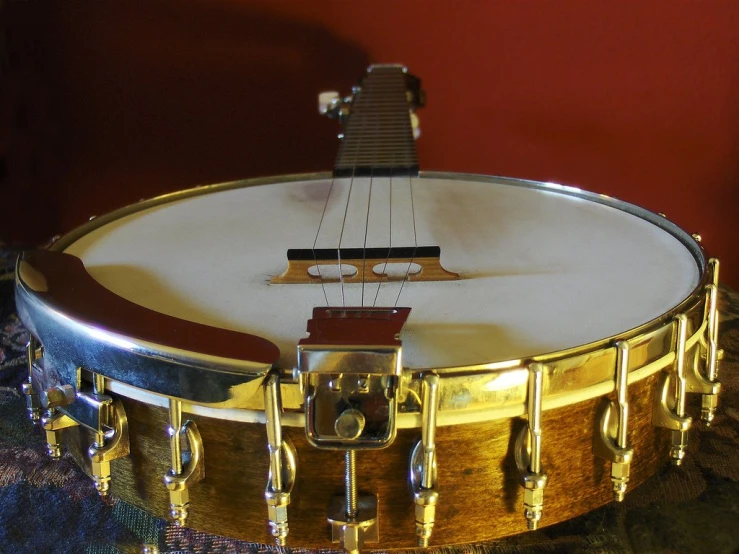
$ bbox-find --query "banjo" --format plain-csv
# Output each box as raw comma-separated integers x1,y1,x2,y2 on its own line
15,65,722,552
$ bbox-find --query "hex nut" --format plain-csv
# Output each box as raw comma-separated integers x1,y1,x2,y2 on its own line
611,461,630,480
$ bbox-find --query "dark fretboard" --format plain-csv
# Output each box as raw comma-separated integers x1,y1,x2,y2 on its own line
334,65,418,178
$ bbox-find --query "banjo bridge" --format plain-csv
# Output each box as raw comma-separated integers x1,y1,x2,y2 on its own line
270,246,460,284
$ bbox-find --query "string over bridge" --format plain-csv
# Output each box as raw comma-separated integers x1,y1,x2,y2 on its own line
270,246,460,284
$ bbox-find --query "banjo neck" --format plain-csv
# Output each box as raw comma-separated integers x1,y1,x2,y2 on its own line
333,64,422,178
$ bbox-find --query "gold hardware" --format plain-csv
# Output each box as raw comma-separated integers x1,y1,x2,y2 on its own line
692,233,702,243
68,372,132,496
40,384,76,410
346,451,358,518
38,372,131,494
700,259,721,424
687,346,721,396
652,315,692,464
593,341,633,501
410,373,440,546
515,363,547,530
22,336,43,423
91,373,106,445
652,373,692,431
141,545,159,554
335,409,366,440
671,314,690,465
41,409,78,459
327,451,379,554
163,399,205,526
88,400,130,496
264,372,297,546
327,495,379,554
39,382,78,459
685,324,721,396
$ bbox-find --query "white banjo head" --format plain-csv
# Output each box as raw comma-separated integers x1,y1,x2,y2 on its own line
62,173,701,371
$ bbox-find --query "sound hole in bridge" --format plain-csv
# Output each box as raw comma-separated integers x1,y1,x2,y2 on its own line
270,246,460,284
305,262,422,282
373,262,421,279
307,264,358,280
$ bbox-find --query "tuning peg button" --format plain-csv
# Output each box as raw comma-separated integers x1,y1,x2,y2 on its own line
410,112,421,139
318,91,340,115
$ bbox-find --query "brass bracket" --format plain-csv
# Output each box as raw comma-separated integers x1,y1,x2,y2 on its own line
88,400,130,496
37,371,130,493
687,348,721,396
40,409,79,459
163,399,205,526
39,381,78,459
515,363,547,530
327,494,379,554
653,372,692,433
652,315,692,465
22,336,43,423
264,372,297,546
593,341,634,501
698,260,722,424
409,373,440,547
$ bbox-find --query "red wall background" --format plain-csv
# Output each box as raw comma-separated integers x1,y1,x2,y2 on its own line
3,1,739,286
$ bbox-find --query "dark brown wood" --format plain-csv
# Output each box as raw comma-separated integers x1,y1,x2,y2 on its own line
18,250,279,365
65,372,669,549
300,306,410,347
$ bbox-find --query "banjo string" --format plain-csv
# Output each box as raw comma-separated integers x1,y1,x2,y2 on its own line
337,169,356,307
337,86,374,307
373,153,397,308
316,76,410,308
311,174,336,307
395,173,418,307
360,167,374,307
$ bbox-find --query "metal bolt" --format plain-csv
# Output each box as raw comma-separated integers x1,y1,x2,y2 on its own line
91,459,112,496
335,409,365,440
40,385,76,409
171,504,188,527
266,489,290,546
670,430,688,466
345,450,357,518
611,461,630,502
46,442,62,459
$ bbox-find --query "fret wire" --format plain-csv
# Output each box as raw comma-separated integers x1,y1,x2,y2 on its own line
334,66,418,177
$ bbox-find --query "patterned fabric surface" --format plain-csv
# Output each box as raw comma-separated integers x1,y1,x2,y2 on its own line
0,247,738,554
